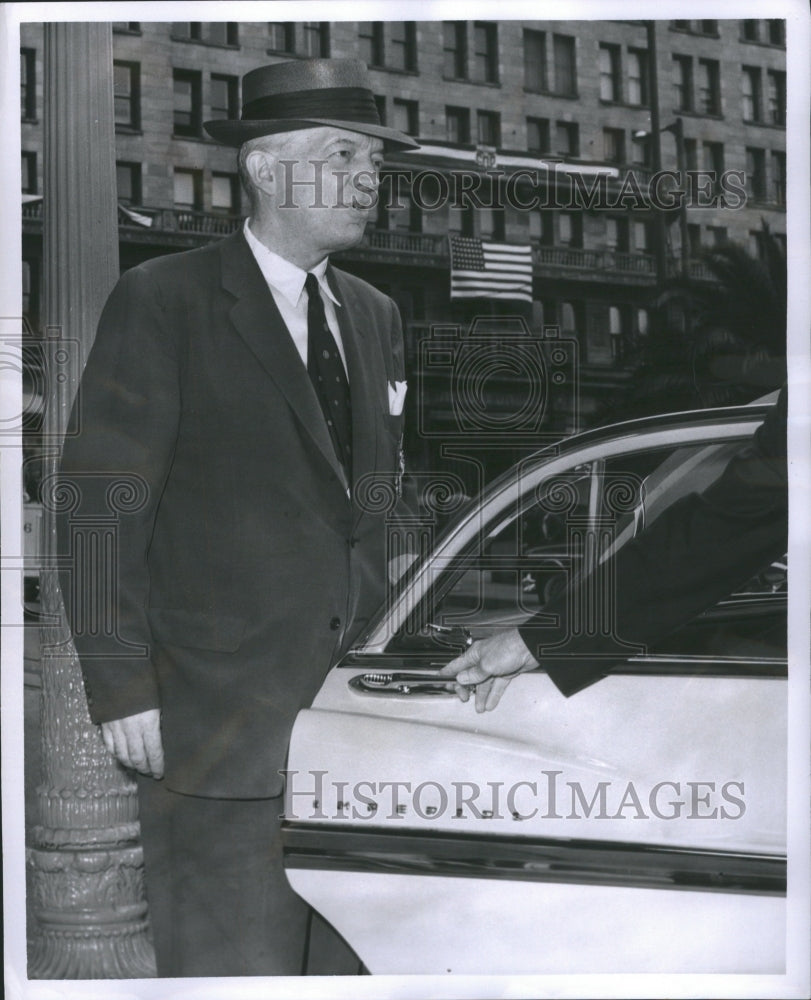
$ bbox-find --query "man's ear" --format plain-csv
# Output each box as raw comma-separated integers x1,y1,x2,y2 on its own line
245,149,276,198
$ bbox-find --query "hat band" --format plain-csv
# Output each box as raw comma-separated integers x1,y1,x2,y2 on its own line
242,87,382,126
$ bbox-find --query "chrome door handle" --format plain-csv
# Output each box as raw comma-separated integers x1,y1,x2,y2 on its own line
348,671,454,697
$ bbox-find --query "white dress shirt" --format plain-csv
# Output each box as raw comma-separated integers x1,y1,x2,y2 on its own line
243,219,348,374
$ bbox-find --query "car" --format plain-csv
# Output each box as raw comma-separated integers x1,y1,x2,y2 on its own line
282,399,787,975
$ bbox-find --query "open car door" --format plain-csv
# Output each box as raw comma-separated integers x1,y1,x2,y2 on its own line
283,407,786,975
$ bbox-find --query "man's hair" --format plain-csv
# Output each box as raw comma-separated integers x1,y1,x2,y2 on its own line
237,132,297,214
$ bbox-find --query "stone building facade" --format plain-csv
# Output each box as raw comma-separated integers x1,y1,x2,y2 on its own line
20,18,787,437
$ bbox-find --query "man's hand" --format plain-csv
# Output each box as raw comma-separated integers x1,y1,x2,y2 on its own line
101,708,164,778
439,629,538,713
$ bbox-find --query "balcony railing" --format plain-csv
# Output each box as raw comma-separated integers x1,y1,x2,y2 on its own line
22,200,714,284
361,229,445,255
532,245,656,276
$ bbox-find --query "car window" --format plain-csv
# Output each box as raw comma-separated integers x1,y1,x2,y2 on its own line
391,439,786,666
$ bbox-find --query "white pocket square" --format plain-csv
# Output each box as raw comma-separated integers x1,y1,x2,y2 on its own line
388,380,407,416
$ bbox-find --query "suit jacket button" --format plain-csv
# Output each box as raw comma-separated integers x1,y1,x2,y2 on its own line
329,616,341,631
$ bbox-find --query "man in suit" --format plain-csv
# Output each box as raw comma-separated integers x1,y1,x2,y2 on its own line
58,59,418,976
441,386,787,708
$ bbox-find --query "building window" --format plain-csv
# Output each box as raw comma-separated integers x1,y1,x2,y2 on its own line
602,128,625,163
683,137,698,172
479,206,505,241
116,161,142,205
767,71,786,125
212,172,240,214
443,22,467,78
742,67,762,122
22,259,32,320
390,22,417,71
627,49,648,106
599,44,621,102
374,95,386,124
702,141,724,174
702,142,725,195
473,22,498,84
634,220,651,253
559,212,582,247
606,216,630,252
771,151,786,205
392,99,418,137
449,204,474,237
446,106,471,144
555,120,579,157
697,59,720,115
741,20,760,42
358,22,384,66
267,23,295,54
745,147,767,201
767,20,785,46
210,74,238,122
173,69,202,137
172,22,203,40
303,22,329,58
523,29,546,92
173,168,203,209
699,20,718,35
672,20,691,32
207,23,238,46
393,197,423,234
707,225,727,246
172,22,237,45
477,110,500,146
630,134,650,168
20,48,36,119
530,209,554,245
636,308,650,336
21,151,37,194
748,229,767,260
560,301,577,333
673,55,692,112
114,61,140,129
552,34,576,96
526,116,550,153
113,22,141,33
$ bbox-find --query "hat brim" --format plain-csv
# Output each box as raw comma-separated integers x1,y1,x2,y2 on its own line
204,117,419,150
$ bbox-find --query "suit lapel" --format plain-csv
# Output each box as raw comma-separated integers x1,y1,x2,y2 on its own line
220,232,349,491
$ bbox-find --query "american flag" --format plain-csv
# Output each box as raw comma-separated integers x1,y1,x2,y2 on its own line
449,236,533,302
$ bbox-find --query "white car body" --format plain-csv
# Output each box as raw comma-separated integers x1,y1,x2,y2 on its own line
283,402,786,975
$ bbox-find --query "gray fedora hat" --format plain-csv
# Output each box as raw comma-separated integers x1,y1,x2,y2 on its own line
204,58,419,150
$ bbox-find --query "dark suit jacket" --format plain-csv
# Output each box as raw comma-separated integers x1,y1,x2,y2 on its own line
519,387,788,696
58,230,407,798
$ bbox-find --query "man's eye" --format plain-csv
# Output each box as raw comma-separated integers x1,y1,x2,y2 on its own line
330,148,353,160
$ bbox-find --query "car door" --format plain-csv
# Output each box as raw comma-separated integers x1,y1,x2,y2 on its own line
283,409,786,975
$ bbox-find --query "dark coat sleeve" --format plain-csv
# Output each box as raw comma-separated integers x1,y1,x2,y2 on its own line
519,387,788,696
57,265,181,722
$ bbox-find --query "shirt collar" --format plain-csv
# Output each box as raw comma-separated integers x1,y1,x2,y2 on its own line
243,219,340,309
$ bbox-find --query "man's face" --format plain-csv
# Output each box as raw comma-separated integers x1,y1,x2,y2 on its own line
266,126,384,259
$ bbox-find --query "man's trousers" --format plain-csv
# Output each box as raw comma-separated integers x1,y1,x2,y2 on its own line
137,775,362,977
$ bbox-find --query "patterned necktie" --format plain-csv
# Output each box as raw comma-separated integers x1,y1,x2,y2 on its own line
305,272,352,479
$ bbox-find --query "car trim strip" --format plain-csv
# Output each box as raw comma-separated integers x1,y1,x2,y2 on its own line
282,823,786,896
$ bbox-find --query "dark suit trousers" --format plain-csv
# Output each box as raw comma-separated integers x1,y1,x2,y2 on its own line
137,776,362,977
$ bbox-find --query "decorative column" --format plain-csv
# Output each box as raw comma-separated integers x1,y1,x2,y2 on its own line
27,23,156,978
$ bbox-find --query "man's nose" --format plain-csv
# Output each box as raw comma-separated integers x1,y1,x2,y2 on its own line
352,157,380,193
